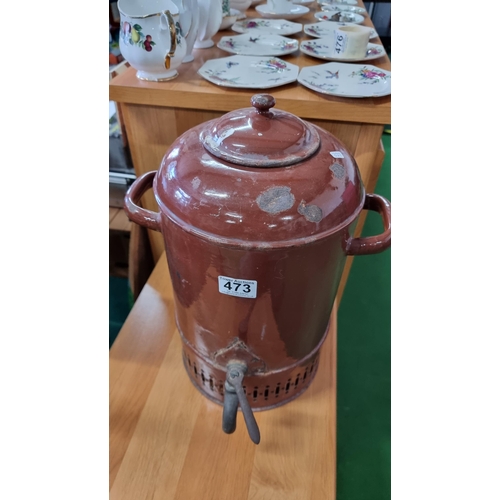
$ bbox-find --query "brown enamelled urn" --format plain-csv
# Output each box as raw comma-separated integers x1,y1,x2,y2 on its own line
124,95,391,444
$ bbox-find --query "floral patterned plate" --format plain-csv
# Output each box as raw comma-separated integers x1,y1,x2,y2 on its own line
198,55,299,88
255,4,310,20
300,39,385,61
304,21,377,39
314,11,364,23
322,0,358,4
320,2,367,14
298,62,391,97
218,33,299,56
231,18,303,36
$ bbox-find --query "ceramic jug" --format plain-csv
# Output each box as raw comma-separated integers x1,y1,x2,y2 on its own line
118,0,187,81
193,0,223,49
180,0,200,62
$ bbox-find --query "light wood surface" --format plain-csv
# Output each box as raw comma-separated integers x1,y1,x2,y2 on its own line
109,207,132,232
109,1,390,303
110,255,338,499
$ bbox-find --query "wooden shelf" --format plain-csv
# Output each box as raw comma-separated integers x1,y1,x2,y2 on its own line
109,207,132,233
110,255,337,499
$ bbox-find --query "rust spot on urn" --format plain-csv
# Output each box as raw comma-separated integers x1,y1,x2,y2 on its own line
330,162,345,179
256,186,295,214
298,200,323,222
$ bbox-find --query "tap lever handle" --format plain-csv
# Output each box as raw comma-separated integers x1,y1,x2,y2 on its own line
223,363,261,445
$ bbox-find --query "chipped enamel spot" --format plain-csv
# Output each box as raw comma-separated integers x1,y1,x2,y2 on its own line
330,162,345,179
191,176,201,189
256,186,295,215
298,200,323,222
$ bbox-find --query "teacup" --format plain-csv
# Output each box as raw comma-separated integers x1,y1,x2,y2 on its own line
118,0,187,81
332,24,371,59
268,0,294,13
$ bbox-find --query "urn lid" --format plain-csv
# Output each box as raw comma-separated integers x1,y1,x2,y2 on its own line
200,95,321,167
155,95,365,247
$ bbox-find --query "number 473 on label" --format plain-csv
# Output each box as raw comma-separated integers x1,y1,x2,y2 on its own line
218,275,258,299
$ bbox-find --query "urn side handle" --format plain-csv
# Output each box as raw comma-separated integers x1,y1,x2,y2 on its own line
346,193,391,256
124,171,162,232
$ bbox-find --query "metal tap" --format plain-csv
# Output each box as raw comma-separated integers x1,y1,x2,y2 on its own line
222,362,261,445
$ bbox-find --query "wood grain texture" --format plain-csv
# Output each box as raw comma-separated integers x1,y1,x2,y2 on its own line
109,207,119,223
110,256,338,499
109,208,132,232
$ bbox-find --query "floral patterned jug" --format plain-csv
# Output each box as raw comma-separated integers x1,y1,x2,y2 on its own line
118,0,187,81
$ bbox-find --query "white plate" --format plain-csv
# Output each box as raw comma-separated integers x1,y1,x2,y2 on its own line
304,21,377,39
320,2,366,14
218,33,299,55
314,11,364,23
198,55,299,88
292,0,315,4
300,39,386,61
256,4,310,20
322,0,358,4
298,62,391,97
231,18,303,35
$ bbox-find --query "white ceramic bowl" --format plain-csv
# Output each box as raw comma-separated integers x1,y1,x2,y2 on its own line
219,14,239,30
230,0,252,11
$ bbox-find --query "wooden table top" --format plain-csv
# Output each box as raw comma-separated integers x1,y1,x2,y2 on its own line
110,254,338,499
109,1,390,124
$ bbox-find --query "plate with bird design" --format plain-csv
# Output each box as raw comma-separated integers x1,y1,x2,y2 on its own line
218,33,299,56
231,18,303,36
298,62,391,97
198,55,299,88
314,11,364,23
300,39,385,61
320,2,367,14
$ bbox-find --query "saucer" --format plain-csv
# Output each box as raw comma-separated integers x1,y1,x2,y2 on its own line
231,18,303,35
322,0,358,4
218,33,299,56
300,40,386,62
256,3,310,20
314,11,364,23
298,62,391,98
320,2,367,14
304,22,377,39
198,55,299,88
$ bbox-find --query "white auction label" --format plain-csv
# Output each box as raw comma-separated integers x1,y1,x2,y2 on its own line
333,30,347,55
218,275,257,299
330,151,345,159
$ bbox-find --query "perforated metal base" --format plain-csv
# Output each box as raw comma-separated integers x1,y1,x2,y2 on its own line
182,348,321,411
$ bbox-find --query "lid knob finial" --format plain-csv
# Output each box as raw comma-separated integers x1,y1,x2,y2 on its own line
251,94,276,115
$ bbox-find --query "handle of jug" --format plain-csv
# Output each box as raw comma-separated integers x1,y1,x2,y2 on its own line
160,11,177,69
